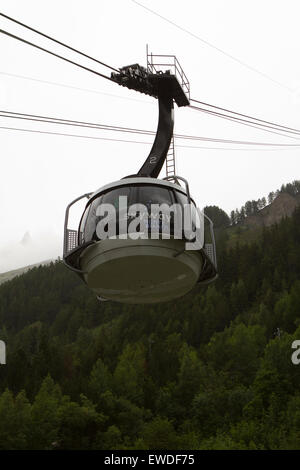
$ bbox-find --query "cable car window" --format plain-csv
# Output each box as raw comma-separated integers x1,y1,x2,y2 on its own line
102,187,131,208
175,190,198,236
81,187,131,242
137,185,173,208
175,190,188,207
78,206,90,243
80,197,102,243
135,185,176,235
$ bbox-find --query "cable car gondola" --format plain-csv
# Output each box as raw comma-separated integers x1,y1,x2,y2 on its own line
63,58,217,303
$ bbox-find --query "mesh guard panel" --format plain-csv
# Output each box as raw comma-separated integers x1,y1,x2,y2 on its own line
66,229,78,254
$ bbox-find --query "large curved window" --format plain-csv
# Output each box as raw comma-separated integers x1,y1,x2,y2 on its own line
136,185,174,207
135,185,177,236
175,190,188,207
101,187,131,208
79,187,131,243
79,197,101,244
175,190,199,238
78,184,195,243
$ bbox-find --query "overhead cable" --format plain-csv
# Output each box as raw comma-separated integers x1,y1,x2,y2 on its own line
1,109,300,147
0,29,115,83
0,12,119,72
1,124,300,152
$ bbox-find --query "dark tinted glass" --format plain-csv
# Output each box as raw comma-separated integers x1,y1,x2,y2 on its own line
102,187,130,208
79,185,191,242
80,187,131,242
137,185,173,207
175,190,188,206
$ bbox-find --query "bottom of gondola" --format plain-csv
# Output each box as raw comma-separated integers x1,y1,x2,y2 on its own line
79,237,203,304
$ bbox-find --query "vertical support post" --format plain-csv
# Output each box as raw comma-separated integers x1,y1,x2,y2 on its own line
138,92,174,178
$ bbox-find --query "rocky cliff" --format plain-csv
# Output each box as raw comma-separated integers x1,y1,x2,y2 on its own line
243,192,300,228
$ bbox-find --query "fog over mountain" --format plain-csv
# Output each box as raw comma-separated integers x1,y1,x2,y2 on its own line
0,230,61,273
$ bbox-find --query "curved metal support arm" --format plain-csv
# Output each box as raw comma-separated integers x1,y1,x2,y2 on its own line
138,94,174,178
63,192,92,257
163,175,191,203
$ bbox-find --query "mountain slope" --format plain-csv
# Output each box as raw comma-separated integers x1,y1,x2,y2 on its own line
0,259,54,286
243,192,300,228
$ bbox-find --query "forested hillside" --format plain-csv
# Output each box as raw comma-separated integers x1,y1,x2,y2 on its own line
0,205,299,450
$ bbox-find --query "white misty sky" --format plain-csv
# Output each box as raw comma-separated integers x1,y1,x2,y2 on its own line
0,0,299,272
